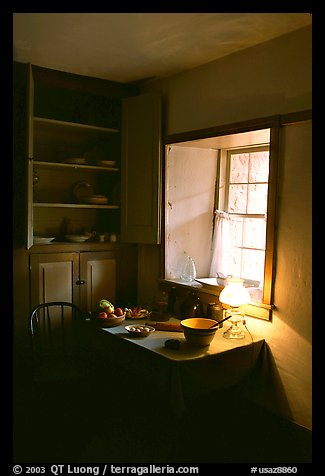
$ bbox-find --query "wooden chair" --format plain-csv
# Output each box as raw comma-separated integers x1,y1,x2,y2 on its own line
29,301,89,385
26,302,95,459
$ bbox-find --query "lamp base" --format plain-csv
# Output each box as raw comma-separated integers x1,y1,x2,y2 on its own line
223,323,245,339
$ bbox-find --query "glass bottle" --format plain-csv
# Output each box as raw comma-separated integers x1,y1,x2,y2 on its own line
180,254,197,282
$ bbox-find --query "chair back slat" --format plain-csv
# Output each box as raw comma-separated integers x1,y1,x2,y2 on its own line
29,302,87,382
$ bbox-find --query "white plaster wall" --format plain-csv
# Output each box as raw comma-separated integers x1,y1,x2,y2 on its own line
243,121,312,430
271,121,312,428
146,26,311,133
165,146,217,279
141,25,312,429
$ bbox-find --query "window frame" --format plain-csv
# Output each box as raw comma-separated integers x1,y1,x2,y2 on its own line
163,117,281,321
219,144,270,290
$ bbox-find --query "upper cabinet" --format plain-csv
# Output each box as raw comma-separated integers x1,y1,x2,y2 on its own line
121,92,162,244
21,63,162,249
26,64,137,249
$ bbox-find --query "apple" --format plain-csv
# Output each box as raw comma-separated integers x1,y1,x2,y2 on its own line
98,299,114,314
104,305,115,314
115,307,124,317
98,311,108,319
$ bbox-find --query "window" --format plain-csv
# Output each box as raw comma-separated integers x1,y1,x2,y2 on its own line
212,145,269,301
165,125,278,320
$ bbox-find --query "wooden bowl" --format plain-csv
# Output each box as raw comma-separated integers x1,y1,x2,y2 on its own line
93,313,125,327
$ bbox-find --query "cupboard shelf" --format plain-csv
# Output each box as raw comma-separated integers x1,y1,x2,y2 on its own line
32,160,119,172
33,202,119,209
34,116,119,144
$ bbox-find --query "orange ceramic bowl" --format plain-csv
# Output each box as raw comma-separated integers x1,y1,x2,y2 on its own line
181,318,218,346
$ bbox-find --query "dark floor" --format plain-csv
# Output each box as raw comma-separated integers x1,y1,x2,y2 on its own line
13,363,312,464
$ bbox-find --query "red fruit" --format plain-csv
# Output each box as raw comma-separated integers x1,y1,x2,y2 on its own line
98,311,108,319
115,307,124,316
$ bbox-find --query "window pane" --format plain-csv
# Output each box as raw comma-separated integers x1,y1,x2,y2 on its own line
229,216,243,247
228,184,247,213
243,218,266,250
241,249,265,284
229,247,242,277
230,153,249,183
249,151,269,183
247,184,268,214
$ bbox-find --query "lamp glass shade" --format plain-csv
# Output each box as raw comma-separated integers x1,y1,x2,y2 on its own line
219,278,250,307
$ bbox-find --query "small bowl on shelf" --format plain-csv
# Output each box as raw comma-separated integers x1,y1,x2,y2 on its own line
84,195,108,205
65,234,90,243
97,160,117,167
125,324,155,337
181,318,218,346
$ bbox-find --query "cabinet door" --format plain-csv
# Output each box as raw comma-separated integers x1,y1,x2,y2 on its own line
30,253,80,310
121,92,162,244
79,251,117,313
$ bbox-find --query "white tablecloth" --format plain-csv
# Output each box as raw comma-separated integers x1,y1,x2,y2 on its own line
88,318,265,416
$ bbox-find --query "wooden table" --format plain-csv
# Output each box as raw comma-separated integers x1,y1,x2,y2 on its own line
87,317,265,416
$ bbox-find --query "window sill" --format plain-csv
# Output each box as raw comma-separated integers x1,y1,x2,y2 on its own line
158,278,224,295
159,278,273,321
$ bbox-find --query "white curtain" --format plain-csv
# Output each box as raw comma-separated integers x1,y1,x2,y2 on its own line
209,210,232,278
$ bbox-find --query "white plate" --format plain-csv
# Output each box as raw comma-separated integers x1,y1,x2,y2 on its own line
33,236,55,244
125,324,155,337
125,308,151,319
65,235,90,243
195,277,220,288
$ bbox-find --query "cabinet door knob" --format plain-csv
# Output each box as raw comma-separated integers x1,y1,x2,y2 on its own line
76,279,86,285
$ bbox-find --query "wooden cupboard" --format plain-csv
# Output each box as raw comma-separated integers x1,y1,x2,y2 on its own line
79,251,117,312
14,62,161,317
27,64,162,249
30,248,137,313
30,252,80,308
27,64,130,248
